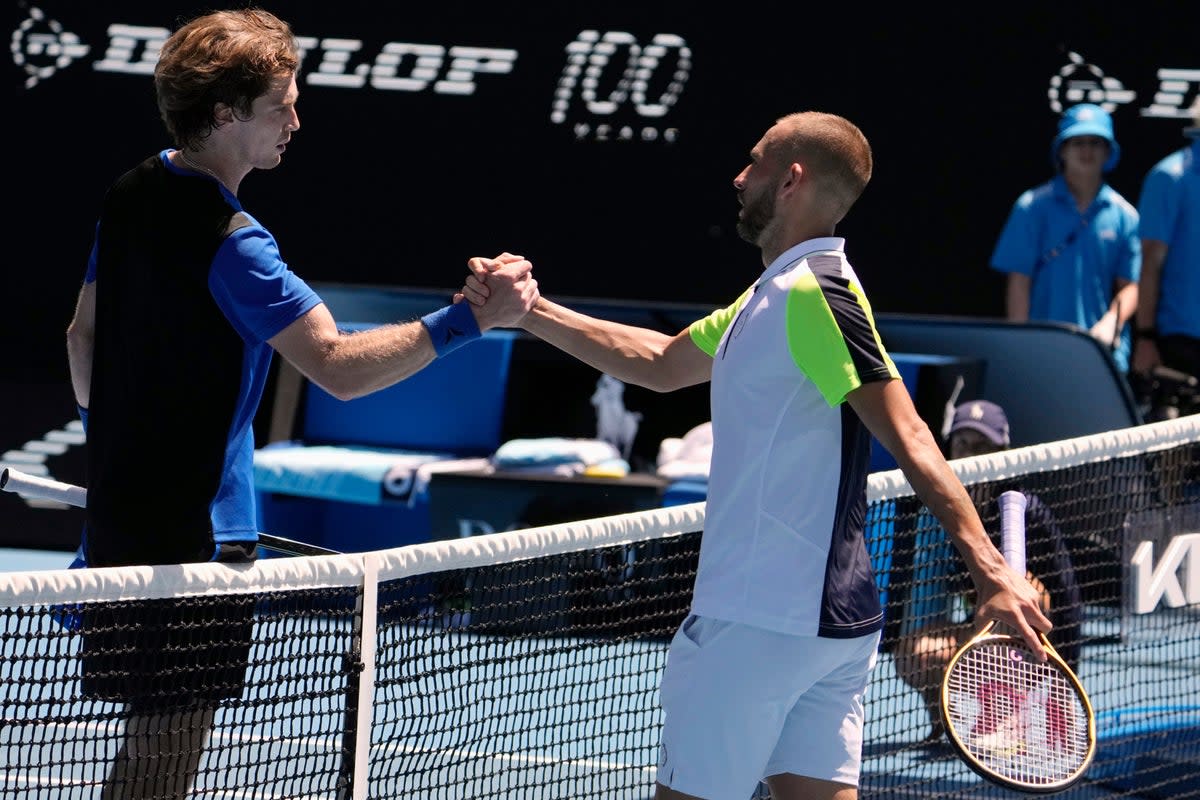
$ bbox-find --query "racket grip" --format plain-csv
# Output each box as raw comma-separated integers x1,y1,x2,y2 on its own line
0,467,87,508
998,490,1027,575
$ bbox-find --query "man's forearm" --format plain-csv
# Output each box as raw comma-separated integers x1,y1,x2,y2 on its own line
281,319,438,402
1113,281,1139,326
521,299,677,391
1136,242,1167,331
900,442,1008,584
67,345,92,408
66,284,96,409
1005,273,1031,322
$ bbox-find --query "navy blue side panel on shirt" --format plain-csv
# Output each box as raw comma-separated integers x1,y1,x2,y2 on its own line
820,403,883,638
86,155,246,567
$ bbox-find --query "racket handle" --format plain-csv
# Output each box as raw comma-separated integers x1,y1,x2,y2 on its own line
3,467,340,557
998,490,1028,575
1,467,87,508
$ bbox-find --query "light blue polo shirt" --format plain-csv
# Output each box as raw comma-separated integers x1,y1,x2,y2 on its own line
990,175,1140,371
1138,140,1200,338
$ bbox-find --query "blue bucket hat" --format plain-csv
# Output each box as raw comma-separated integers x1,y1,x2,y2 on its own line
1051,103,1120,172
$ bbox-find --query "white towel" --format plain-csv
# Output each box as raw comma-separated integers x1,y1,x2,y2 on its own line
656,421,713,480
492,438,621,468
254,444,456,506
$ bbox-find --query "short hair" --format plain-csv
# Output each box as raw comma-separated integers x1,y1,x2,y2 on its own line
772,111,873,221
154,8,300,150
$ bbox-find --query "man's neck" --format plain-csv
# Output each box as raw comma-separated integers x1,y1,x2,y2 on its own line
760,221,838,268
1062,171,1102,212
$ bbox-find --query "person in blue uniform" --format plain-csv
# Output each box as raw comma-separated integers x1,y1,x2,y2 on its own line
990,103,1140,374
64,9,537,798
1131,98,1200,405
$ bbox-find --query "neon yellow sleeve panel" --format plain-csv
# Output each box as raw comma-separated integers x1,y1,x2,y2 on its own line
688,287,754,357
785,272,898,407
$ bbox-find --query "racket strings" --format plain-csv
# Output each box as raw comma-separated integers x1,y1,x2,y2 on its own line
945,639,1090,787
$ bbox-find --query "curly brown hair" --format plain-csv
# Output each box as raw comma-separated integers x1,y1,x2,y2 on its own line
154,8,299,150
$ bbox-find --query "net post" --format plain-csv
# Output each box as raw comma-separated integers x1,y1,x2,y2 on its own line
353,556,380,799
336,554,378,800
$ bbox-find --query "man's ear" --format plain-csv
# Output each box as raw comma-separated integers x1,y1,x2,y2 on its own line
778,162,804,197
213,103,235,126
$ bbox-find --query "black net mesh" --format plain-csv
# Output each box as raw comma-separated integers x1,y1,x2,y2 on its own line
0,585,362,799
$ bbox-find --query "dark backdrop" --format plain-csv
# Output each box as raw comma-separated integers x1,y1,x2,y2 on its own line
8,1,1198,383
4,1,1196,549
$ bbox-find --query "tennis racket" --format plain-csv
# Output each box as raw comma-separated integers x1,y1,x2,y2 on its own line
940,489,1096,793
0,466,337,557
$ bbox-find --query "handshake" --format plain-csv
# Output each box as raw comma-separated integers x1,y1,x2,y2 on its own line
454,252,540,332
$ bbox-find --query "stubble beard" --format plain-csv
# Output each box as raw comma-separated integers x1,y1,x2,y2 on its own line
735,189,775,246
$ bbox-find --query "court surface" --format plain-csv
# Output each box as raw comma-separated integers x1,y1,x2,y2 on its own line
1,546,71,572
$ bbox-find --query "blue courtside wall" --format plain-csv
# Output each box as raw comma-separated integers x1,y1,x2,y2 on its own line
302,326,516,456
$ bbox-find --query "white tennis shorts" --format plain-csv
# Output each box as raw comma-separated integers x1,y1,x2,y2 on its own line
656,614,880,799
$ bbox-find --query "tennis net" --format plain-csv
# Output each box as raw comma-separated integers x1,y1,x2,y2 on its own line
2,416,1199,798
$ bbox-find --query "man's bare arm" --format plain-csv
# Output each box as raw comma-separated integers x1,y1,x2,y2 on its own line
461,255,711,392
1005,272,1031,322
1131,240,1168,374
518,297,711,392
271,260,538,401
66,282,96,409
269,305,435,400
846,378,1052,656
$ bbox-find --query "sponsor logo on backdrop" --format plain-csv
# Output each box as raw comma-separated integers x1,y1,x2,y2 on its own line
13,11,1199,138
1129,533,1200,615
11,6,89,89
1050,50,1199,120
551,30,688,143
11,6,689,143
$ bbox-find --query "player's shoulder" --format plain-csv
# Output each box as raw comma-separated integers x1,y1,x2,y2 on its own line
222,211,268,240
224,211,257,237
1102,185,1139,221
107,152,168,195
1016,180,1055,210
1152,146,1191,180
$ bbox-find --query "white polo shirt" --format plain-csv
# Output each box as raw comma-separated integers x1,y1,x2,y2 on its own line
687,237,898,638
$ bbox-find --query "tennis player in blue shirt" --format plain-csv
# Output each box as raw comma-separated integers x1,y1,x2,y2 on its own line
990,103,1140,373
64,9,536,797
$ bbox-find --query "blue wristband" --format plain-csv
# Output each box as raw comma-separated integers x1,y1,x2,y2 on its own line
77,404,89,432
420,302,481,357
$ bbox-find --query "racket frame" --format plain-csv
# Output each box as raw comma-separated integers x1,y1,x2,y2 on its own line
940,620,1097,792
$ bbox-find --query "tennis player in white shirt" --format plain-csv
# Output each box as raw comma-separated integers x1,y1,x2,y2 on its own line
461,111,1050,800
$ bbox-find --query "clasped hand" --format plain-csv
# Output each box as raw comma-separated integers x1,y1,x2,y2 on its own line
455,252,538,329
